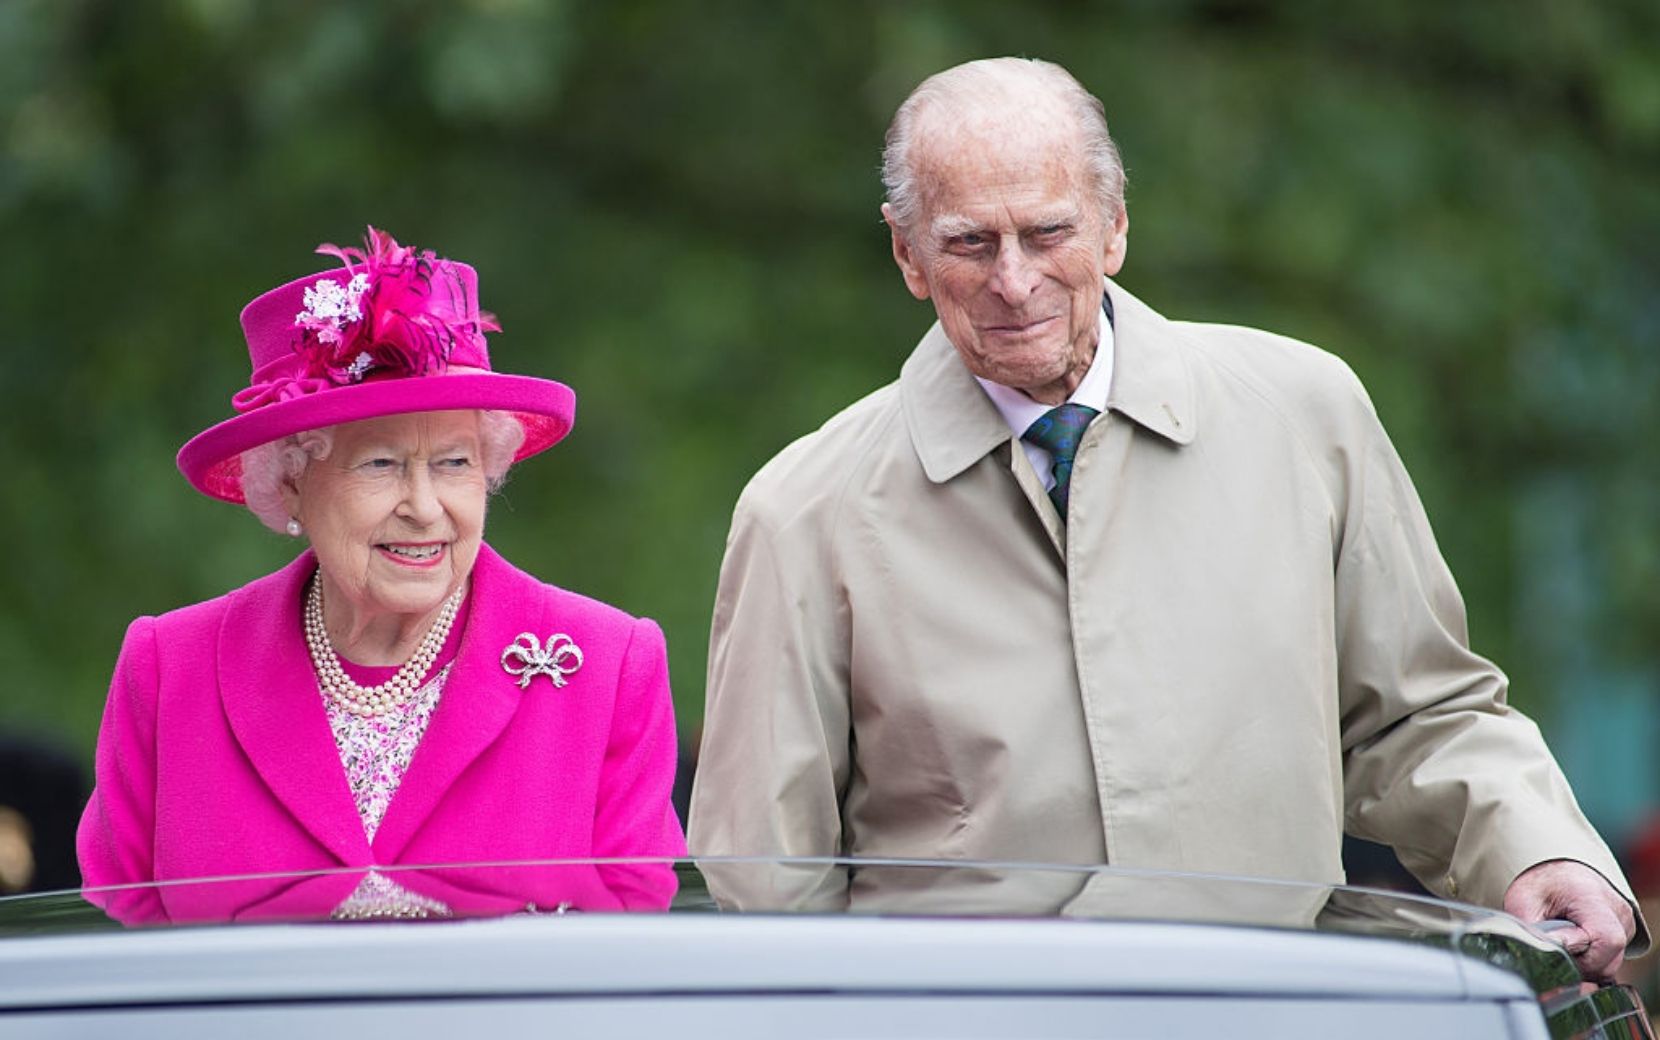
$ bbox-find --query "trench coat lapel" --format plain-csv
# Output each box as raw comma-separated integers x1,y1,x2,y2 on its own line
900,323,1011,485
219,551,371,866
371,543,527,860
1102,280,1197,446
898,281,1198,561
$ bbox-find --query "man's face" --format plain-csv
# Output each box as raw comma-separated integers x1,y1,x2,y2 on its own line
884,120,1127,404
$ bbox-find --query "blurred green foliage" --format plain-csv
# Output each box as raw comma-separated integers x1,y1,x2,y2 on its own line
2,1,1657,836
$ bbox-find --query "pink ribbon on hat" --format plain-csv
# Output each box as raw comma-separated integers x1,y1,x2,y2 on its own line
231,374,333,414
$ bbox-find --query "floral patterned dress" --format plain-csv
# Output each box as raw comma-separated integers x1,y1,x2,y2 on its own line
323,597,469,919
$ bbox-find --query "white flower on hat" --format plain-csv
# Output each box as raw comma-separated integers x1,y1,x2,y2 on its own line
344,351,374,382
295,272,370,345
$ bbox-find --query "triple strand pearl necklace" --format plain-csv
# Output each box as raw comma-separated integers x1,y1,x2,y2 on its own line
304,576,465,717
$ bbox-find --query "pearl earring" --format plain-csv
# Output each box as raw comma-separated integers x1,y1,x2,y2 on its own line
286,519,303,537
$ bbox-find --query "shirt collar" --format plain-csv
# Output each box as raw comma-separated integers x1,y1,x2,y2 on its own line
901,279,1196,485
976,304,1114,439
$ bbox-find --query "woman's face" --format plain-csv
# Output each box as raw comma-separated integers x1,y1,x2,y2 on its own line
283,410,488,627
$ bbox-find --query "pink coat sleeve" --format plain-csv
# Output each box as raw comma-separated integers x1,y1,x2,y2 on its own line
76,616,168,922
594,617,687,908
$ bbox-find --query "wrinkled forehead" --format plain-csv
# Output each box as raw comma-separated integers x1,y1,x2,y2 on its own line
909,103,1091,220
332,409,484,451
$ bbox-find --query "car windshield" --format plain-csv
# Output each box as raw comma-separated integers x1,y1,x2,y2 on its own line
0,855,1561,951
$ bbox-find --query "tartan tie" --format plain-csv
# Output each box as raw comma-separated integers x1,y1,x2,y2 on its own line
1022,403,1100,518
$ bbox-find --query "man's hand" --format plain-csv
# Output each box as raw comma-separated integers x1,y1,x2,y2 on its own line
1503,859,1635,979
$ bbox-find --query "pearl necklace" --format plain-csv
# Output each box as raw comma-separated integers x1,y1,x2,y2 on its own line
304,576,464,717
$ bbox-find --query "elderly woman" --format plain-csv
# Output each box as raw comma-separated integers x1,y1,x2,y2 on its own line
77,228,685,922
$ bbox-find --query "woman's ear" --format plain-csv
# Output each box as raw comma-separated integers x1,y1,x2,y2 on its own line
278,470,303,523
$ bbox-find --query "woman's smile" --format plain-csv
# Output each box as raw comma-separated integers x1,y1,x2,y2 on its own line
378,541,447,567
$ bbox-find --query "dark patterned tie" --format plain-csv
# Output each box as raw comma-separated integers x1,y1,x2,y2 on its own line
1022,403,1100,518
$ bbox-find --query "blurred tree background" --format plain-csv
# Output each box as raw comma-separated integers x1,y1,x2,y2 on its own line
1,0,1657,853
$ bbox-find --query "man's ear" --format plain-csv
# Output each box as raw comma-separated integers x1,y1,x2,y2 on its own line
882,203,932,301
1102,207,1129,277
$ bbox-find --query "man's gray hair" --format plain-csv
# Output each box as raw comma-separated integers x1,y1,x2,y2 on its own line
881,57,1126,234
239,410,526,534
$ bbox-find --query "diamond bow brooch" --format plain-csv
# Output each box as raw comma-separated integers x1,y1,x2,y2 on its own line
501,633,583,690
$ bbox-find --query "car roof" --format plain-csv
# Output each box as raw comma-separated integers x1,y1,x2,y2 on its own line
0,912,1538,1010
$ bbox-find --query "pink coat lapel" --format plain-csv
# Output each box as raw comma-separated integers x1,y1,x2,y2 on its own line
371,544,532,860
216,545,556,867
218,551,371,867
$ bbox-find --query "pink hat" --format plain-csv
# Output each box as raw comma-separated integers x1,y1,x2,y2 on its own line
178,227,575,503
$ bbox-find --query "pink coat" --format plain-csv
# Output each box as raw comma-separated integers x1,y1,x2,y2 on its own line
77,543,686,922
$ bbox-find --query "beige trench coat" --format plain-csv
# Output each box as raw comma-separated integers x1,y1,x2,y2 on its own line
689,281,1640,930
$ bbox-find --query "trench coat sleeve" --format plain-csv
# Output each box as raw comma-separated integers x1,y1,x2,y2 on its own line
592,616,688,909
75,616,169,923
689,490,853,910
1331,378,1648,952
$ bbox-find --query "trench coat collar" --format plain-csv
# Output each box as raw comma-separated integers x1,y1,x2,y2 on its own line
901,279,1197,484
219,543,530,866
1102,280,1198,447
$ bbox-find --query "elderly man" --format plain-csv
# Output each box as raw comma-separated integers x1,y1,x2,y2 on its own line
688,57,1643,975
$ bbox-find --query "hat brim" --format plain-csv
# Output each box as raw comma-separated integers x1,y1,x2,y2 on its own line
177,372,576,504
